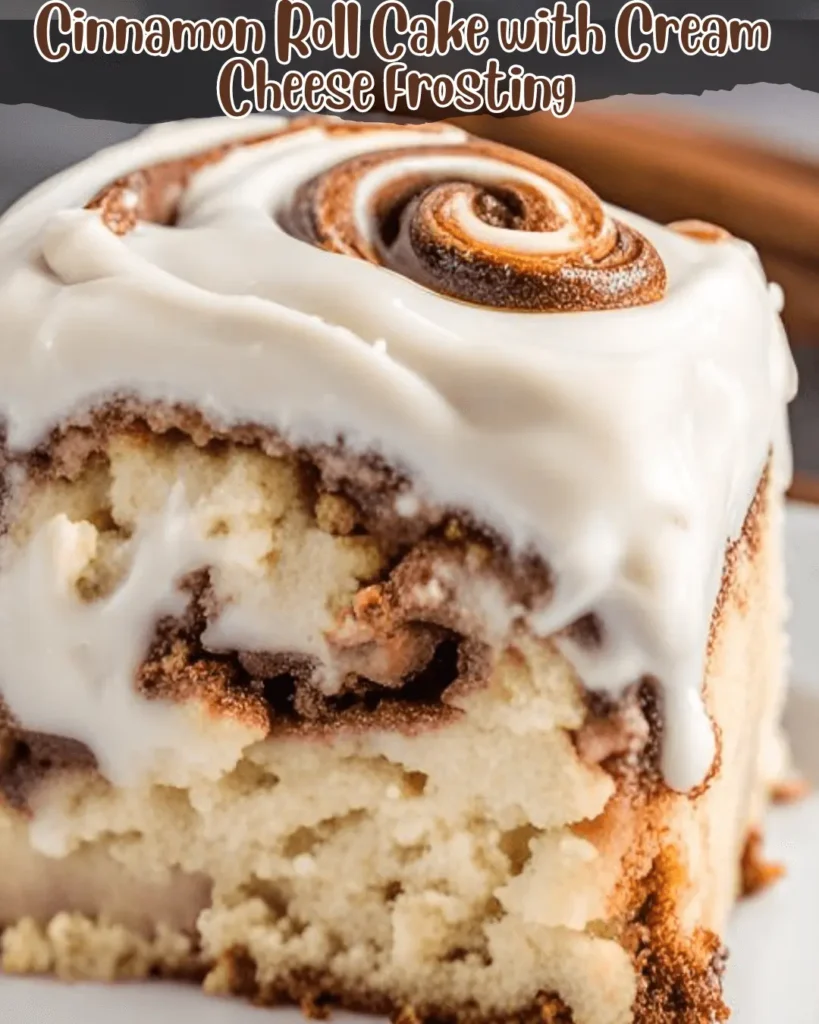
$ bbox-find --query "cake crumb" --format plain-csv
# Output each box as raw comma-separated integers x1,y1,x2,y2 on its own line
315,492,359,535
393,1005,422,1024
203,955,234,996
1,918,54,975
740,828,785,898
771,777,810,804
47,913,151,980
203,948,257,999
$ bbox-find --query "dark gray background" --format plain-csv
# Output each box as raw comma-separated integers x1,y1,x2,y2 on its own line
1,87,817,473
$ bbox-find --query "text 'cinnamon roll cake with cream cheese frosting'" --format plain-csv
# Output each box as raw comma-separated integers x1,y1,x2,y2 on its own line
0,116,798,1024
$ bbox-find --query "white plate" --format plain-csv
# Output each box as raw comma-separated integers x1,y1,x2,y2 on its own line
3,504,819,1023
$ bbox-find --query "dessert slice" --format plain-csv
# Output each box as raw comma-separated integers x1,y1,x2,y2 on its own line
0,116,797,1024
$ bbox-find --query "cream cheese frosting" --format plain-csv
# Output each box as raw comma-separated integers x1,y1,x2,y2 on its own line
0,115,796,792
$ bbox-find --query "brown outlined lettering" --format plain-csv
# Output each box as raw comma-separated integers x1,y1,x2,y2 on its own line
274,0,362,64
382,57,575,117
35,1,266,59
371,0,489,60
34,0,72,62
616,2,771,62
497,2,605,56
34,1,775,120
217,57,375,116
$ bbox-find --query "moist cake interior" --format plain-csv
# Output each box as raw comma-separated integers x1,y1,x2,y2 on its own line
0,402,787,1024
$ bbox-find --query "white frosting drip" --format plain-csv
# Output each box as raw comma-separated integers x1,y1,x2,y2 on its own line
0,116,796,792
0,490,264,787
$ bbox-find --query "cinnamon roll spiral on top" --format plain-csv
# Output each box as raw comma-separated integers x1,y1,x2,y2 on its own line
89,118,666,313
286,142,666,312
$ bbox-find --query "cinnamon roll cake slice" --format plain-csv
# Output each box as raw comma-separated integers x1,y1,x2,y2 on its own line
0,116,797,1024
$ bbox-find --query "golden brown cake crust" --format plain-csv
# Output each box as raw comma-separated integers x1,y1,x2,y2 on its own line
201,947,576,1024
